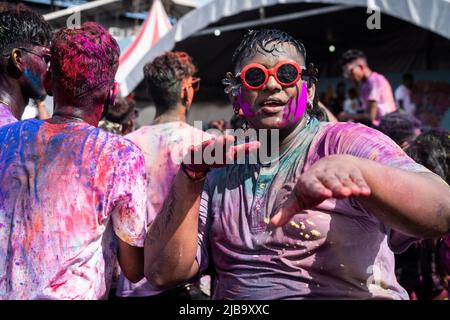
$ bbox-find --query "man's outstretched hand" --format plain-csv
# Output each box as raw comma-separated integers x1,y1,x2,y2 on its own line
271,155,372,227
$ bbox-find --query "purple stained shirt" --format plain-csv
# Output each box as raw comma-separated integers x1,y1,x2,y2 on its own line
0,119,147,299
0,103,17,127
196,117,430,300
360,72,397,126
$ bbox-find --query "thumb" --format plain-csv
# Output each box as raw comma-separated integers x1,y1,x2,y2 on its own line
270,192,304,227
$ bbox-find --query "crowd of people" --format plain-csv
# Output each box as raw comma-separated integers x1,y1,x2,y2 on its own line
0,3,449,300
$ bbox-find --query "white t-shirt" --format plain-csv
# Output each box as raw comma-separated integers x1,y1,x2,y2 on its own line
343,98,362,115
0,120,147,299
395,84,416,115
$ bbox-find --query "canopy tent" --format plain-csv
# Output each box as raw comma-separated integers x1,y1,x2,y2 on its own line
122,0,450,99
116,0,172,96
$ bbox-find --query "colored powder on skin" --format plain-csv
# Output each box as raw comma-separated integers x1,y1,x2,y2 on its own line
235,87,254,117
280,82,308,126
310,230,321,237
23,68,42,91
235,82,307,126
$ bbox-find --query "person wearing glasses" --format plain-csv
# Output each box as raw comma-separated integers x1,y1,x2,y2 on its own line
117,51,211,300
0,3,51,127
338,49,396,127
144,29,450,299
0,22,147,300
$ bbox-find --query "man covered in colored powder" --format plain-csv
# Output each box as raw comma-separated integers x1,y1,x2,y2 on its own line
0,3,51,127
0,22,147,300
144,29,450,299
116,52,211,299
339,49,396,127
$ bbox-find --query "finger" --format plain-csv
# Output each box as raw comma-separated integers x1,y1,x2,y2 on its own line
316,173,351,198
213,134,234,148
270,192,303,227
184,137,216,164
227,141,260,162
349,171,371,196
194,137,217,152
302,176,333,200
335,172,362,196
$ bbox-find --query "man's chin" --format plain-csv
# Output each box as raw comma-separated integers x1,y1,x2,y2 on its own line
253,118,286,130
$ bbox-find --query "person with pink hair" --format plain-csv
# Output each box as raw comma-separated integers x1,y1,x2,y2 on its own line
0,22,147,299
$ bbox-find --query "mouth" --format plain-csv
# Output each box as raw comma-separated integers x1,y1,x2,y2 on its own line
259,99,286,114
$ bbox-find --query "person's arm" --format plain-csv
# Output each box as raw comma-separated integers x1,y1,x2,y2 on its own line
271,154,450,238
36,99,50,120
271,122,450,238
117,239,144,283
106,141,148,283
144,170,204,289
144,136,260,289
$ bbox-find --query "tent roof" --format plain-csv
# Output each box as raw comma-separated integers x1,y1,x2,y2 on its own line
126,0,450,100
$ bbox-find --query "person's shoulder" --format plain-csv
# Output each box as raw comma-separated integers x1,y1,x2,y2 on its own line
372,72,391,85
317,121,382,141
104,132,144,159
184,123,214,140
2,118,44,132
125,125,152,140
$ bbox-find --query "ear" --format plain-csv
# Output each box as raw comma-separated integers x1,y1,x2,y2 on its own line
180,79,188,102
107,82,120,107
10,49,23,71
43,70,53,96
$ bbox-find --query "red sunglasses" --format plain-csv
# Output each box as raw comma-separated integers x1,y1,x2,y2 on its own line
240,60,304,90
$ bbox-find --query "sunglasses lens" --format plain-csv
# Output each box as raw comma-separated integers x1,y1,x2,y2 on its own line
277,63,299,85
244,67,265,88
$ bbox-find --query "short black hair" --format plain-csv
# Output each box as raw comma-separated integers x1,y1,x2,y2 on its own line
144,51,197,111
105,97,136,124
0,2,51,55
340,49,366,66
377,111,421,146
231,29,306,71
407,129,450,184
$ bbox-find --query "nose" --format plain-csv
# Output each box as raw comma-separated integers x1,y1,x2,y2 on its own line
263,74,282,92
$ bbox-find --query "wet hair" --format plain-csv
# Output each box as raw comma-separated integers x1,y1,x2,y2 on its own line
231,29,306,71
51,22,119,101
377,111,421,146
0,3,51,55
143,51,197,111
340,49,367,66
104,97,136,124
407,129,450,184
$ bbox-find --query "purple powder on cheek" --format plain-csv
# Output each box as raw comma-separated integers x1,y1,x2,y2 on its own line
235,87,255,117
280,82,308,126
24,68,42,91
